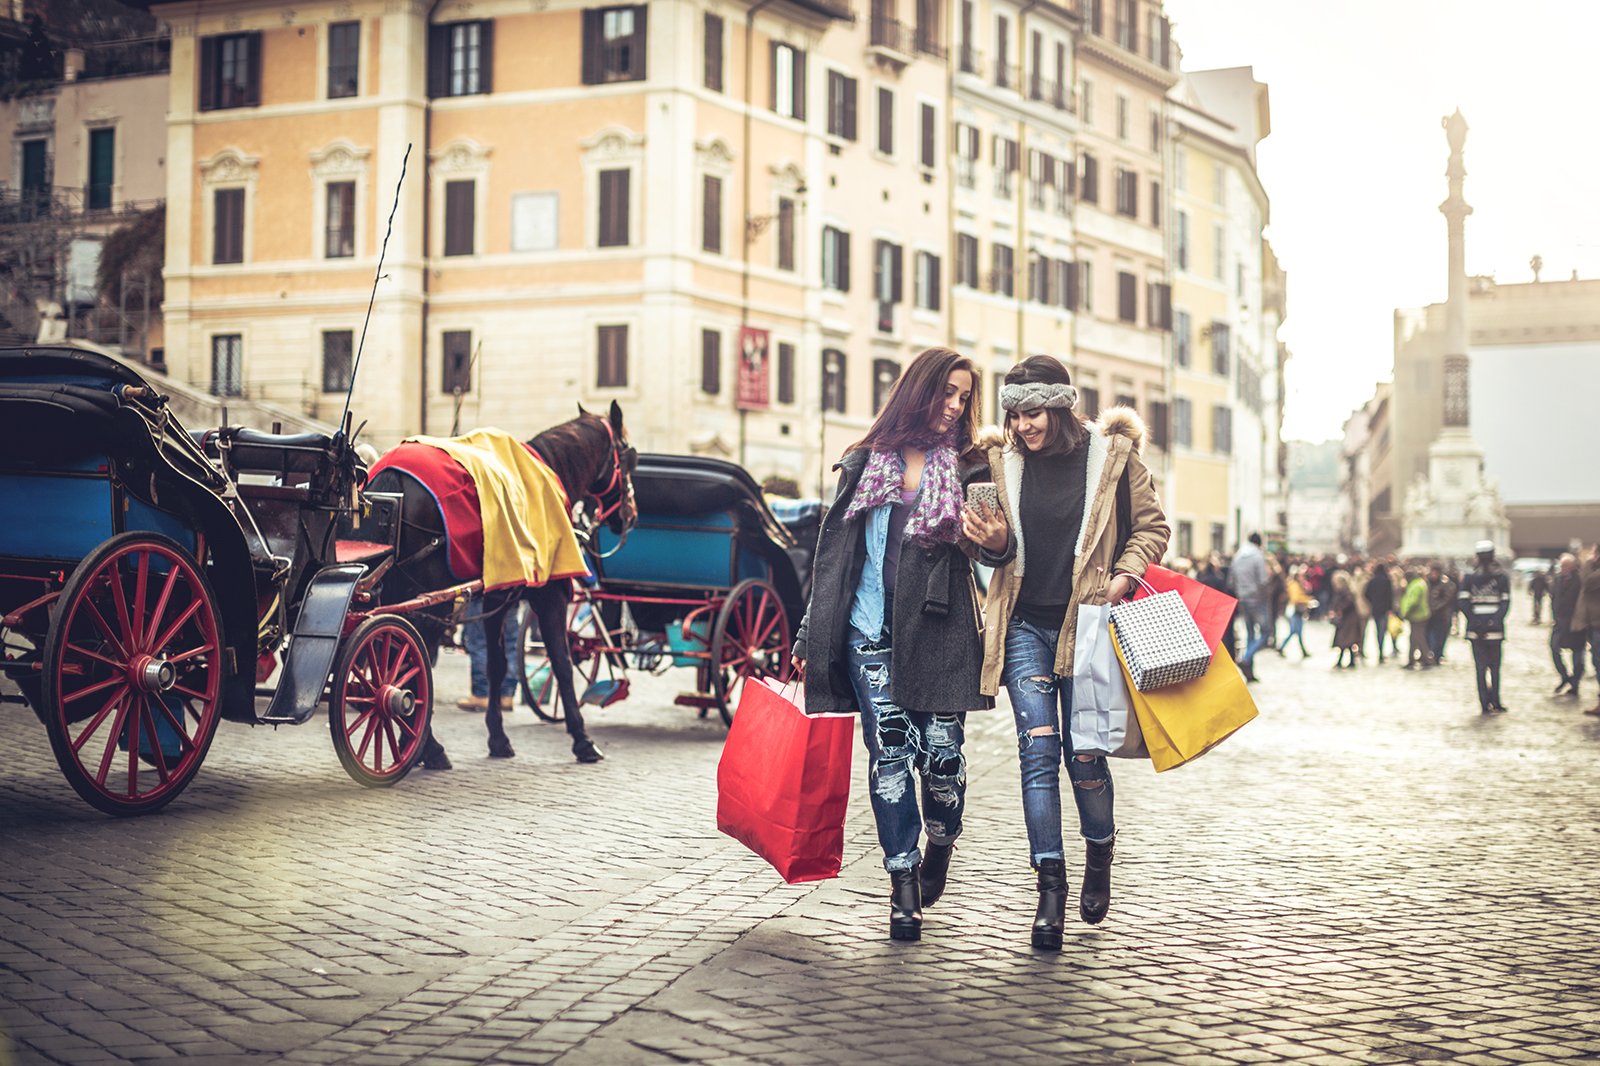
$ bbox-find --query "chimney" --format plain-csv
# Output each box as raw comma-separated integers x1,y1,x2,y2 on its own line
63,48,84,82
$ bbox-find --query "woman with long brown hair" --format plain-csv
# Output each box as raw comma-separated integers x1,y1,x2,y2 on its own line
792,346,1002,942
968,355,1169,949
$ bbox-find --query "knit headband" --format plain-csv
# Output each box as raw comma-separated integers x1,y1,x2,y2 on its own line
999,381,1078,413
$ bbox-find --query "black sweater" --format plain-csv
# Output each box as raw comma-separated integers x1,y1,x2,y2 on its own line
1015,447,1089,629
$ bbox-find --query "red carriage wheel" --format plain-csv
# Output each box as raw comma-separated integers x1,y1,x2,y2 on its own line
516,597,602,723
329,615,433,787
42,533,225,816
710,578,792,726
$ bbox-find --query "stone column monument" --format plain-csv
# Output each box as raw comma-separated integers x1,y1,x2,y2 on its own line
1400,110,1512,560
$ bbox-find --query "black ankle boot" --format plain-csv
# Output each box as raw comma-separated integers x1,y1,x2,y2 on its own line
889,866,922,941
1080,838,1114,925
1031,859,1067,950
919,843,954,908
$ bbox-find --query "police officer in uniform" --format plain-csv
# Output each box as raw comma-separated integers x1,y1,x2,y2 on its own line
1458,540,1511,714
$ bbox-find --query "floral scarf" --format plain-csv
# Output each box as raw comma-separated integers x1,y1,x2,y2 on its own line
843,433,964,546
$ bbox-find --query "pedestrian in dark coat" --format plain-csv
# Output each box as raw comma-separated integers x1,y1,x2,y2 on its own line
1575,545,1600,715
1330,571,1366,668
1364,561,1395,664
1529,567,1550,624
1426,564,1457,664
792,347,991,943
1550,553,1585,697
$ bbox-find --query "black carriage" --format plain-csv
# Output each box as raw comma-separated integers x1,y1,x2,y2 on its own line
517,454,816,725
0,345,432,815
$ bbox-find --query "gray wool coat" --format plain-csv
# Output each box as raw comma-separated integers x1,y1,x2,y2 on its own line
792,446,994,717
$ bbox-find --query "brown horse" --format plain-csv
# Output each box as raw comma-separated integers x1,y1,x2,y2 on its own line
369,402,637,765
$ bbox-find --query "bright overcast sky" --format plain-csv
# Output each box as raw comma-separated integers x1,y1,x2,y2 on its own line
1163,0,1600,443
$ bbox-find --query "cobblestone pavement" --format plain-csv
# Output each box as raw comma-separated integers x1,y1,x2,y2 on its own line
3,594,1599,1065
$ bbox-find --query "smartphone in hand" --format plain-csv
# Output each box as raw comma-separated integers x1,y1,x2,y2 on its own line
965,481,999,515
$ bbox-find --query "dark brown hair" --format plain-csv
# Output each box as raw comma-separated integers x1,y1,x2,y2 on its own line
1002,355,1090,455
849,347,980,457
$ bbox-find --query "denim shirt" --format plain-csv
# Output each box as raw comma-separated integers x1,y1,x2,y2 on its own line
849,502,894,640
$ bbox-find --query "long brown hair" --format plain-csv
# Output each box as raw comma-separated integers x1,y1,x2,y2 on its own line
849,347,979,457
1002,355,1090,455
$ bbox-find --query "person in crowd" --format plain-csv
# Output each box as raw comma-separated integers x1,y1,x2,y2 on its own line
792,347,992,943
1330,571,1367,668
1303,560,1327,620
1575,544,1600,716
1267,557,1288,657
971,356,1169,949
1278,565,1314,658
1399,568,1435,669
1363,559,1395,664
1551,553,1586,697
1232,533,1271,683
1528,565,1551,625
1198,554,1239,663
1458,541,1511,714
458,596,522,711
1426,564,1457,665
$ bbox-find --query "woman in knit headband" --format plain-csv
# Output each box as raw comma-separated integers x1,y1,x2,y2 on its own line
792,346,1005,943
964,354,1171,950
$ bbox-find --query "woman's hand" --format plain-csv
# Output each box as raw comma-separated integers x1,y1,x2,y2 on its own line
961,501,1009,553
791,655,807,681
1104,573,1136,603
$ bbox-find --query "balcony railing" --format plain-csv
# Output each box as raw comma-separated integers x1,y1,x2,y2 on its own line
0,185,161,224
958,44,983,76
913,27,946,60
1026,76,1077,113
994,61,1019,91
78,36,171,81
870,13,911,55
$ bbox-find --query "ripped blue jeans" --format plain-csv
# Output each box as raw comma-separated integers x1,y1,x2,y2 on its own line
845,626,967,873
1003,619,1115,864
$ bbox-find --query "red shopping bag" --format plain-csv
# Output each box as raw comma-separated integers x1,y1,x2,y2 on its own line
1133,564,1237,652
716,678,853,884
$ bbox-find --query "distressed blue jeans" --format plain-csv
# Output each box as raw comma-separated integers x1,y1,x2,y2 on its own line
1003,619,1115,864
844,625,967,873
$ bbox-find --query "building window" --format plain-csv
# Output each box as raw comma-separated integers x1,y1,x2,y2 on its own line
325,181,355,258
86,127,114,211
1079,152,1098,204
1028,253,1050,304
1176,210,1189,270
1148,281,1172,330
1212,403,1233,455
1081,78,1095,124
1174,310,1191,367
954,122,978,188
1079,258,1094,312
1114,167,1137,217
328,21,360,98
991,242,1014,296
1149,400,1168,449
213,187,245,264
1213,161,1225,206
771,43,806,120
955,233,978,288
1150,108,1162,151
1028,150,1049,210
598,168,630,247
777,341,796,405
1210,522,1226,554
702,175,722,254
701,328,721,395
993,135,1018,197
827,71,858,140
582,6,646,84
1116,93,1129,140
1080,386,1100,418
1116,270,1136,323
1116,0,1137,49
874,239,903,331
443,180,475,256
1213,221,1225,279
872,358,900,413
429,21,493,97
822,348,847,413
1149,180,1161,229
1211,320,1231,376
1173,396,1193,447
1115,391,1137,412
1055,257,1075,308
776,197,796,271
597,325,628,388
1177,519,1193,558
322,330,353,392
914,251,941,311
199,33,261,111
994,14,1011,89
822,226,850,292
704,12,723,92
919,103,936,169
441,330,473,393
876,86,895,155
211,334,243,396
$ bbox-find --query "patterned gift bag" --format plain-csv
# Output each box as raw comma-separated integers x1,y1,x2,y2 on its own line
1108,583,1213,692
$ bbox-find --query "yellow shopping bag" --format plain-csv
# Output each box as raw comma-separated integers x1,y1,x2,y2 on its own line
1111,625,1259,772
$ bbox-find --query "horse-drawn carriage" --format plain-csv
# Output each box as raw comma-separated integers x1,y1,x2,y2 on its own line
0,345,433,814
517,454,815,725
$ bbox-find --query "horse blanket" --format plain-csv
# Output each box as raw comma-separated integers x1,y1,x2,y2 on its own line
370,428,590,591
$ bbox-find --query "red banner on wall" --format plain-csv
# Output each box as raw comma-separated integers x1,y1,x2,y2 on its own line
737,326,770,411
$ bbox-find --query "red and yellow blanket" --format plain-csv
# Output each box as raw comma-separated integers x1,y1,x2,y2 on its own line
370,428,590,590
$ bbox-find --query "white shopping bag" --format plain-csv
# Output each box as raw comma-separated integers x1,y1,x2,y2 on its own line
1070,603,1147,759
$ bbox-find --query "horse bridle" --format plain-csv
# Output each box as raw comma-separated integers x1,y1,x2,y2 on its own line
575,418,635,560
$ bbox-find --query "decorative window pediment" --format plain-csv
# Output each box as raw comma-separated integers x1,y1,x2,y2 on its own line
580,125,645,161
310,139,371,178
199,147,259,185
430,137,492,174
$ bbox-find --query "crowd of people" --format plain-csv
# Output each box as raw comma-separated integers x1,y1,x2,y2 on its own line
1168,542,1600,717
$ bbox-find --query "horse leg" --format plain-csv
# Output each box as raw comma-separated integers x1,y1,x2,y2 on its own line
531,585,603,763
484,604,516,758
419,721,453,770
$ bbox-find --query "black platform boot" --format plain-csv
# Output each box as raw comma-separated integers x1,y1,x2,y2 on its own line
1080,838,1114,925
919,843,954,908
1031,859,1067,950
889,866,922,942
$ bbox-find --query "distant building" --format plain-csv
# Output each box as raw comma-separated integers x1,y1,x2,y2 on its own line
1284,438,1341,557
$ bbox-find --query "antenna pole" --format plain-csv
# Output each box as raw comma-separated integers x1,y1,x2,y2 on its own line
339,142,411,436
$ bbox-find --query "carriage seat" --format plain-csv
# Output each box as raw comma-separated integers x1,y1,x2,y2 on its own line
199,426,335,476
